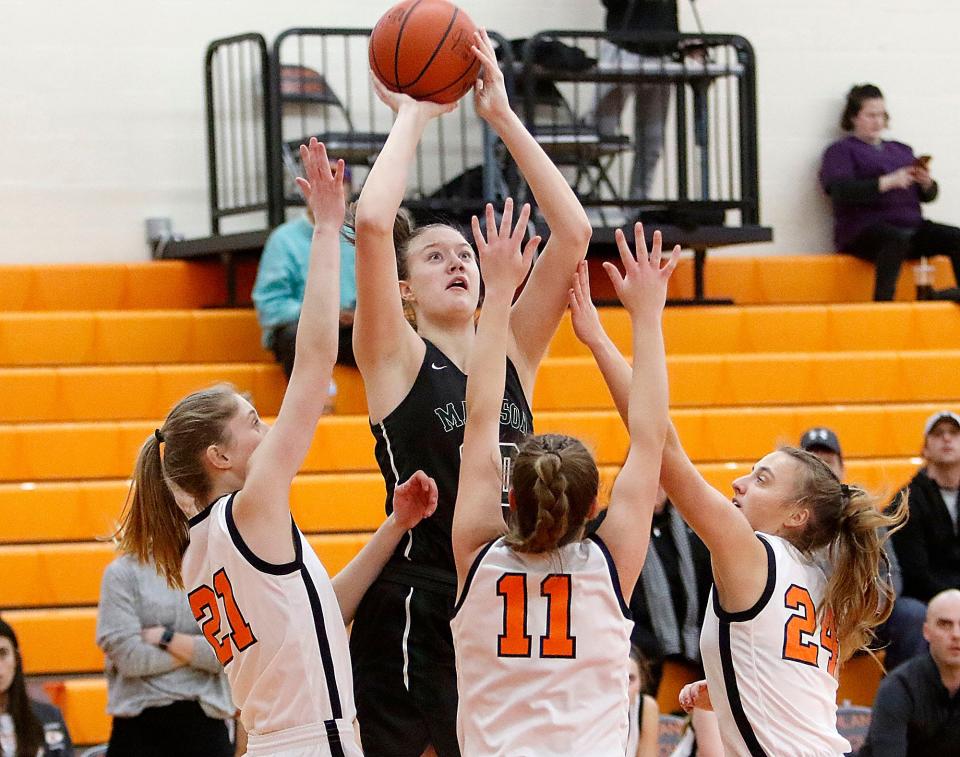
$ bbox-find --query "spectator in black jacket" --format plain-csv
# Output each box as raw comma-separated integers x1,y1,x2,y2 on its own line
0,617,73,756
860,589,960,757
892,411,960,603
627,487,712,691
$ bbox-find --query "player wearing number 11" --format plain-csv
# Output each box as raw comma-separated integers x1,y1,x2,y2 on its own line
115,140,438,757
450,218,678,755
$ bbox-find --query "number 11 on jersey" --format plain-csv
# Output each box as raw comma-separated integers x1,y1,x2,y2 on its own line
497,572,576,659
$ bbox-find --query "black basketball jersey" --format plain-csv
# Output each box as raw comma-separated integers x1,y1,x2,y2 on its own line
371,338,533,575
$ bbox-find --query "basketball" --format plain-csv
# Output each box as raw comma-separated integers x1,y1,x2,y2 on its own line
369,0,482,104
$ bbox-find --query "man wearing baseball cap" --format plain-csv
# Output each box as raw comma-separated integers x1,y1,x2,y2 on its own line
891,411,960,603
800,427,927,669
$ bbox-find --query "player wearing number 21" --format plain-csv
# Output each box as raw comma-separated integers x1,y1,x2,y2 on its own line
567,263,908,757
451,219,679,756
116,140,438,757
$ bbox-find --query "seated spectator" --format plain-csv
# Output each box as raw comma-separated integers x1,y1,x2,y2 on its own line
891,411,960,603
626,646,659,757
800,427,927,669
859,588,960,756
819,84,960,301
628,487,712,691
252,207,356,393
0,618,73,756
96,554,236,757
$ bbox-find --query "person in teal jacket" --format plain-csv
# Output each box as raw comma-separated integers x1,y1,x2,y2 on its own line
252,211,357,382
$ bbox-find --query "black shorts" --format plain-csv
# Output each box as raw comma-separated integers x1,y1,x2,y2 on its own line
350,565,460,757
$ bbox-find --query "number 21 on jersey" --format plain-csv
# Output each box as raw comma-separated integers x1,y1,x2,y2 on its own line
781,584,838,675
497,572,576,659
188,568,257,666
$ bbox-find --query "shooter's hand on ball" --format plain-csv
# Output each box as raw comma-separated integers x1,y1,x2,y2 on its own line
371,77,457,121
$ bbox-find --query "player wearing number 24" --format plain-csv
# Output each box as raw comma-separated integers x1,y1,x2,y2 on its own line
114,140,438,757
568,256,909,756
450,219,678,756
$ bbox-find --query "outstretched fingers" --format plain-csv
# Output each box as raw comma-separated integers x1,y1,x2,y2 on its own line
498,197,514,238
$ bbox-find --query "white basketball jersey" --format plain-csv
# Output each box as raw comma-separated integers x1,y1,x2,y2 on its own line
182,494,360,756
451,535,633,757
700,533,850,757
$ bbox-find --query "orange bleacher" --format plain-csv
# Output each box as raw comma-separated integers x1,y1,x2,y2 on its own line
2,253,957,745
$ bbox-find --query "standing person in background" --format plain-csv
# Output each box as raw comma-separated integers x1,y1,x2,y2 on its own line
819,83,960,301
593,0,679,200
859,589,960,757
0,618,73,757
96,555,236,757
892,411,960,603
348,30,591,757
799,427,927,669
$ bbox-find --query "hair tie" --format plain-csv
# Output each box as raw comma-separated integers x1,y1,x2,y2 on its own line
840,483,851,500
154,429,165,444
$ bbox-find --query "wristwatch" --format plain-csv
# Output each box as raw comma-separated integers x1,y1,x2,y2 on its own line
158,625,175,651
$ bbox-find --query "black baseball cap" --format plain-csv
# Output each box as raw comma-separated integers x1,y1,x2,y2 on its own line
800,427,843,457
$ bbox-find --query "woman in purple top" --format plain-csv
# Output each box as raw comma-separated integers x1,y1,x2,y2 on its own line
820,84,960,301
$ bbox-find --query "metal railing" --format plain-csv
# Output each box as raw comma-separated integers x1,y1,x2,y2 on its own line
201,28,761,237
514,30,760,226
204,33,278,233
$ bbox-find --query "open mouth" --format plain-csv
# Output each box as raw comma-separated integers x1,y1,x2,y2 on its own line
446,277,468,291
732,499,742,509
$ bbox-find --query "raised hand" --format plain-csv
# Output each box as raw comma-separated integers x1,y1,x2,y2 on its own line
392,470,439,530
371,76,458,120
470,198,541,299
602,223,680,317
568,261,605,350
295,138,345,231
471,28,511,123
679,679,713,713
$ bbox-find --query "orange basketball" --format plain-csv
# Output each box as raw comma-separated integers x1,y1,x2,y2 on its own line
369,0,481,105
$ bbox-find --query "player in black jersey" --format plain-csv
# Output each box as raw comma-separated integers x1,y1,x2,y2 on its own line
348,31,592,757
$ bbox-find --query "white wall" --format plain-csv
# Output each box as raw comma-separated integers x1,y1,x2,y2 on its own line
1,0,957,263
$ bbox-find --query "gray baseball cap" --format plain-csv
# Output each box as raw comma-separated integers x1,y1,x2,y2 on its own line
923,411,960,437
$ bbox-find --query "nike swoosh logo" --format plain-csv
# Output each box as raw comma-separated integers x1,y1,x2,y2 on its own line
431,363,447,370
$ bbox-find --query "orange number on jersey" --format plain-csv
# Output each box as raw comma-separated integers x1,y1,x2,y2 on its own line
540,574,576,658
820,608,839,676
496,572,575,659
497,573,531,657
783,584,837,670
188,568,257,666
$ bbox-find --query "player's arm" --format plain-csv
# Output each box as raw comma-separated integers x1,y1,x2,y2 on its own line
469,30,592,391
352,83,456,410
596,226,678,599
232,140,343,559
569,260,632,426
659,420,768,611
452,201,540,582
332,471,438,625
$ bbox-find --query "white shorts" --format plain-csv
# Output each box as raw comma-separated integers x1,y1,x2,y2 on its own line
244,721,362,757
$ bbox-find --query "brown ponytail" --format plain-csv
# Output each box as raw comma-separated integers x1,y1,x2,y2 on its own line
506,434,599,554
780,447,908,662
115,384,239,588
